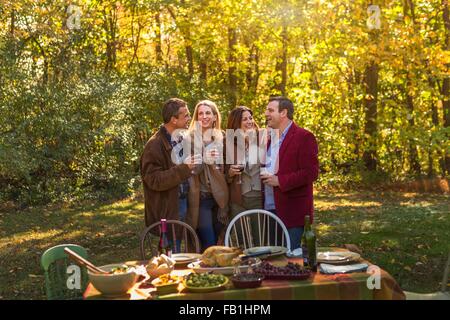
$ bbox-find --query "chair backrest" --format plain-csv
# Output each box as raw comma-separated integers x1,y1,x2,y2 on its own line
41,244,89,300
140,220,201,260
224,209,291,252
441,251,450,292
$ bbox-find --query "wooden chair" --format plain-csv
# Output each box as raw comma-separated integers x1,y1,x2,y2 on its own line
405,251,450,300
139,220,201,260
41,244,89,300
224,209,291,252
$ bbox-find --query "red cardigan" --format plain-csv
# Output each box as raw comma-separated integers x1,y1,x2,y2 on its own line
271,123,319,228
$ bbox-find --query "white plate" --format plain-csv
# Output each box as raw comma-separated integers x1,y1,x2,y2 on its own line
243,246,288,258
172,253,202,264
317,251,361,264
187,258,262,275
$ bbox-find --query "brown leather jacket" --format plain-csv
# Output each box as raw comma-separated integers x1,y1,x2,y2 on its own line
140,127,191,227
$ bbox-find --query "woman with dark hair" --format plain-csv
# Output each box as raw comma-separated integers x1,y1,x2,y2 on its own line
225,106,263,237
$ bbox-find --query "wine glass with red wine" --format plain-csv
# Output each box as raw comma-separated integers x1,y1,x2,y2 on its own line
236,161,245,184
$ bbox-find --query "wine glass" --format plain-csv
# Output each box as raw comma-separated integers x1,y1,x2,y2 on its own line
236,161,245,184
205,144,221,170
187,154,202,175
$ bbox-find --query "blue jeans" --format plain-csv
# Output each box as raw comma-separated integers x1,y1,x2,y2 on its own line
179,197,188,222
198,197,218,251
171,197,188,253
269,209,304,251
288,227,304,251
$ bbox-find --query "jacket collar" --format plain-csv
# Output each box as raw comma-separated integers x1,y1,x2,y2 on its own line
157,126,173,152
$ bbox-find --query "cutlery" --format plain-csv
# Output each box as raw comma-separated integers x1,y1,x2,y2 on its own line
64,247,108,274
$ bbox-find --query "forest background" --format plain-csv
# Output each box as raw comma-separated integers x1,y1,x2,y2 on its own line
1,0,450,299
1,0,449,206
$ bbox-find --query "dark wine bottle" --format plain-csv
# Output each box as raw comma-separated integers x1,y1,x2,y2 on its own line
301,215,317,272
158,219,172,257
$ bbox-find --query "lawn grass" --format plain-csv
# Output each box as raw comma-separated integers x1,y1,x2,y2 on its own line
0,191,448,299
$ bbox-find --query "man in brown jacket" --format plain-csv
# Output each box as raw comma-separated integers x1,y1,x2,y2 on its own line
140,98,201,229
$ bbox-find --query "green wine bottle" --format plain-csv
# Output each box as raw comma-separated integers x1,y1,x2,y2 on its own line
301,215,317,272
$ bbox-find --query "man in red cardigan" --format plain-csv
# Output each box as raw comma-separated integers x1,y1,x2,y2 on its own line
260,96,319,250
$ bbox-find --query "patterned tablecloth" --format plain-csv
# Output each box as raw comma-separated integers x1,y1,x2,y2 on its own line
83,249,405,300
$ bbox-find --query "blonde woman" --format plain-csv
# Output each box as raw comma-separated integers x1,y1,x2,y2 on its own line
186,100,229,250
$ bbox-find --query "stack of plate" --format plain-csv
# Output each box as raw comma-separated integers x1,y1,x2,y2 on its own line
317,251,361,265
187,258,262,275
171,253,202,266
243,246,288,259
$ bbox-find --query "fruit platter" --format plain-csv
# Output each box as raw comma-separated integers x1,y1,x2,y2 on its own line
253,261,312,280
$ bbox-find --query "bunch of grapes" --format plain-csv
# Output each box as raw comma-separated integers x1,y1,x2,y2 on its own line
254,261,309,276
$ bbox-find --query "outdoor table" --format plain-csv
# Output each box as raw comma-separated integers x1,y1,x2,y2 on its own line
83,249,405,300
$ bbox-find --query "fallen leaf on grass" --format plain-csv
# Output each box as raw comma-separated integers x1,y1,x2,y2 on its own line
360,231,370,234
404,266,412,272
28,274,41,278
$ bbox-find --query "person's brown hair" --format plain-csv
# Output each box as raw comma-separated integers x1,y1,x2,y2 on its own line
162,98,187,124
269,96,294,120
226,106,257,130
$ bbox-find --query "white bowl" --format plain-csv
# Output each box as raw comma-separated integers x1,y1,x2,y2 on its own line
88,264,138,296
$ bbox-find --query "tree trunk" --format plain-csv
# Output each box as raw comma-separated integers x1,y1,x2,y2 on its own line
166,5,193,76
427,78,440,176
129,4,141,67
442,0,450,176
362,61,379,171
200,61,207,82
253,46,260,94
404,0,416,24
185,39,194,78
10,9,15,36
246,44,254,90
274,25,288,95
155,12,163,64
31,36,48,85
228,27,238,106
401,0,421,175
405,82,422,175
104,6,118,72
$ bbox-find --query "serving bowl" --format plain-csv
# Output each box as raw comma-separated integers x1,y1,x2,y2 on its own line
231,273,264,289
151,279,180,295
88,264,138,296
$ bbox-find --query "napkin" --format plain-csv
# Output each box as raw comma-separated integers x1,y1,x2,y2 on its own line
286,248,302,258
319,263,369,274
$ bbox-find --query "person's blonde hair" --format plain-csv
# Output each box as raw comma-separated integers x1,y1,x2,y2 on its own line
189,100,222,131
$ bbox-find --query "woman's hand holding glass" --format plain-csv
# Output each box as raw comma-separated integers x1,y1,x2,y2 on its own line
229,164,245,184
205,147,221,170
184,154,203,173
228,165,242,177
